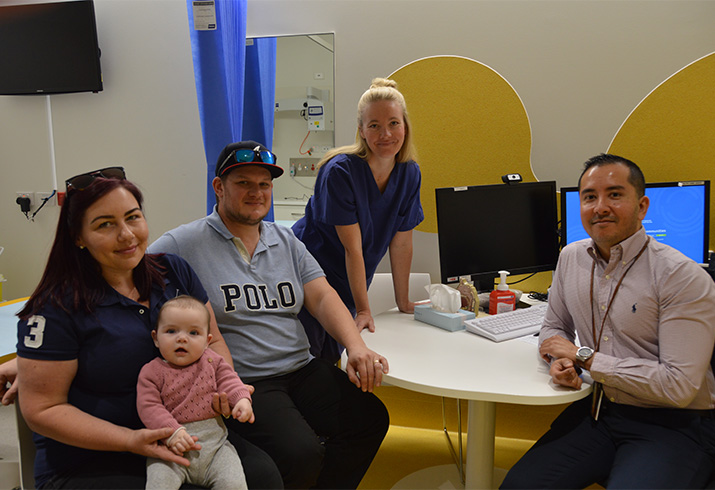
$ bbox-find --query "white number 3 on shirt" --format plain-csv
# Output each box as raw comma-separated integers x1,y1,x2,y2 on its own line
24,315,45,349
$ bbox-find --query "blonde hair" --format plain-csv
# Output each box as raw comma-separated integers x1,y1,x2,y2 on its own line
319,78,417,166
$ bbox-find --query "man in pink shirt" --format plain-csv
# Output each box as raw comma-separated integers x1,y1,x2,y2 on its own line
502,154,715,489
137,295,253,489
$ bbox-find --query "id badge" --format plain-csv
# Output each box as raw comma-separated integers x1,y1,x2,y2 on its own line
591,382,604,420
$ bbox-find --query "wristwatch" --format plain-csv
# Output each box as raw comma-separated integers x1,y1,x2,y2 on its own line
575,346,595,366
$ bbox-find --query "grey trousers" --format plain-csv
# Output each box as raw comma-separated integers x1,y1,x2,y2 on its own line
146,417,247,490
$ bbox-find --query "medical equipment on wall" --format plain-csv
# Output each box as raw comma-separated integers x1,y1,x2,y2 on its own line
275,87,331,131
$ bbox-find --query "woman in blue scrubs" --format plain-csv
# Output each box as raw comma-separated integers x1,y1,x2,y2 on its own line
293,78,424,364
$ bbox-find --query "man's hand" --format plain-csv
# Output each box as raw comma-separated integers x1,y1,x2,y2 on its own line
345,345,389,393
212,385,255,418
539,336,578,364
550,358,583,389
232,397,255,424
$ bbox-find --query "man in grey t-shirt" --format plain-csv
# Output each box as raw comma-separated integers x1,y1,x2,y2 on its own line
149,141,389,489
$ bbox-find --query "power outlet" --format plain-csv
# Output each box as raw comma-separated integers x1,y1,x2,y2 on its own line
37,191,57,207
16,192,35,208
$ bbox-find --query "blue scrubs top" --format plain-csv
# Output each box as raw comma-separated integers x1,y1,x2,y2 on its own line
16,253,208,488
292,153,423,308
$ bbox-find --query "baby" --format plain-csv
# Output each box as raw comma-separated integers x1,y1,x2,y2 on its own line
137,295,252,490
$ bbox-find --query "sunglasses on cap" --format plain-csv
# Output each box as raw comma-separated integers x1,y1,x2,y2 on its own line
217,147,277,176
65,166,126,192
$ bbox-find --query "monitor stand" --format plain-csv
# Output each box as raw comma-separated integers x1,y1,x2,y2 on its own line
471,273,498,294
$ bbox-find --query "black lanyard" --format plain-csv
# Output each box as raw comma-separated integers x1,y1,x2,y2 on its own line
589,237,650,352
588,237,649,419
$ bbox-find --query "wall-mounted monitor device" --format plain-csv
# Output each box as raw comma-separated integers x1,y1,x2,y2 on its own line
435,181,560,291
561,180,710,265
0,0,103,95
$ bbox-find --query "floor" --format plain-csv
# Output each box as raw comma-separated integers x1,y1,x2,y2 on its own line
358,424,533,490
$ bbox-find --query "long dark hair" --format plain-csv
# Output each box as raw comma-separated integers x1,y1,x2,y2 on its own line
18,177,165,320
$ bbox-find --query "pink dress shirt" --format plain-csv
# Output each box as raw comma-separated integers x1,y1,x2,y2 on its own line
541,227,715,409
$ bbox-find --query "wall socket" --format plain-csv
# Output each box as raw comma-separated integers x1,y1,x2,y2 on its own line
16,192,35,208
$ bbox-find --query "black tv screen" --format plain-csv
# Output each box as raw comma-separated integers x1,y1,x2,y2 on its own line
435,181,560,290
0,0,103,95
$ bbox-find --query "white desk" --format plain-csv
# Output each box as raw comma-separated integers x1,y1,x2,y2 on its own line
0,299,25,363
364,308,591,489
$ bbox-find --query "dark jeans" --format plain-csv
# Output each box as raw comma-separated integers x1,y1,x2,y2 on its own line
226,358,389,489
40,432,282,489
501,397,715,489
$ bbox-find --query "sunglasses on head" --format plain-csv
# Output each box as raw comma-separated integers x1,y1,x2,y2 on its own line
65,166,126,193
218,148,276,176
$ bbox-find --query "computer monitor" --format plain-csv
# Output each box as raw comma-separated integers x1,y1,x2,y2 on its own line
560,180,710,265
435,181,560,291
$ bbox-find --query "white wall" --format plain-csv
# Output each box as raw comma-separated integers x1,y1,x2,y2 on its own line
1,0,714,300
0,0,205,300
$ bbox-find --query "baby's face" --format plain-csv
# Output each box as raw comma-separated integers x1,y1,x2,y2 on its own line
153,306,210,367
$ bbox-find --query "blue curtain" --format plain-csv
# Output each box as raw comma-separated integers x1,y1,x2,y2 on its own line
186,0,277,218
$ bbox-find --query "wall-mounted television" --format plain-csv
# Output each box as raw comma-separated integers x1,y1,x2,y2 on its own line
561,180,710,265
0,0,103,95
435,181,560,291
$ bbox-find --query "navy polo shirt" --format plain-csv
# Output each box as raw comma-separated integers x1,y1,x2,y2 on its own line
16,253,208,487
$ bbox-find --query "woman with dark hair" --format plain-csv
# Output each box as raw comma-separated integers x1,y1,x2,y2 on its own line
0,168,281,489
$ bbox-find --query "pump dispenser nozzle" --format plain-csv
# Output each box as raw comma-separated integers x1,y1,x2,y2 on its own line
497,270,510,291
489,270,516,315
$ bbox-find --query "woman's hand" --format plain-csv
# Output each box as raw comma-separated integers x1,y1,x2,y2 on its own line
397,300,415,314
355,310,375,332
0,358,18,405
127,427,195,465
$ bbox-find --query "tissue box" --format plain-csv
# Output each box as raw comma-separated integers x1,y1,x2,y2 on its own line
414,304,475,332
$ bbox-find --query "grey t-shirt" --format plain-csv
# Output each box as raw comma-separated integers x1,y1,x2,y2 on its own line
148,207,325,382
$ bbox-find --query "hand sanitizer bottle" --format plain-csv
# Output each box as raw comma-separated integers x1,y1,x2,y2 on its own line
489,270,516,315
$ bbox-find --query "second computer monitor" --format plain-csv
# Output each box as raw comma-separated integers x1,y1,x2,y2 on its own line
435,181,560,291
561,180,710,265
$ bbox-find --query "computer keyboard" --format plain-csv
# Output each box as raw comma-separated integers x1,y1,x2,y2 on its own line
465,302,548,342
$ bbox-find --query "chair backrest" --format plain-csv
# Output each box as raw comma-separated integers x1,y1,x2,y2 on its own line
367,272,431,316
15,401,35,489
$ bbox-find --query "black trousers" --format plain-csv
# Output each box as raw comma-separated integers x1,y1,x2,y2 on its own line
40,432,283,489
226,358,389,489
501,397,715,489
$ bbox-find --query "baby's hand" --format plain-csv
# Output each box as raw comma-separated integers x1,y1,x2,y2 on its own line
166,427,201,455
232,398,254,424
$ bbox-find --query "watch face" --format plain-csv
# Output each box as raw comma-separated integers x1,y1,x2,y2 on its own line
577,347,594,360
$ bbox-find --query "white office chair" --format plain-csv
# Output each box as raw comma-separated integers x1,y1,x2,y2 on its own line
366,272,431,315
341,272,431,370
15,401,35,489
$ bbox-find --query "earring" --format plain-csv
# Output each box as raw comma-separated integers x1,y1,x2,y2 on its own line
79,245,85,250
